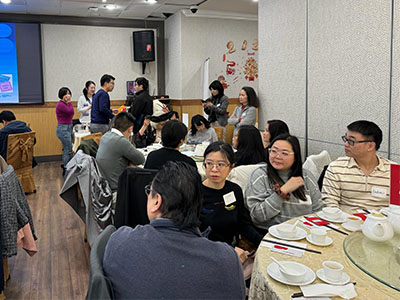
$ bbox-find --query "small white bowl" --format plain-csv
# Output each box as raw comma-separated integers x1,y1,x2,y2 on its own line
276,224,297,238
278,261,307,283
322,207,342,220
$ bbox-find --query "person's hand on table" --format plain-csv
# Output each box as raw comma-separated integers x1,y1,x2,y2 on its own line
280,176,304,195
129,163,138,167
234,247,248,264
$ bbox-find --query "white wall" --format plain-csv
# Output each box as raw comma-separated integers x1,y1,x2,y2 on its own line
165,12,258,99
259,0,397,160
41,24,157,101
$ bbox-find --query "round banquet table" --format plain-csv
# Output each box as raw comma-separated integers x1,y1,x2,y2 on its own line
248,216,400,300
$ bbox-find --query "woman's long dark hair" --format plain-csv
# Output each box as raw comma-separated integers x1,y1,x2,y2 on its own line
209,80,224,100
241,86,259,108
267,134,306,201
267,120,289,144
190,114,211,135
83,80,95,102
234,125,266,166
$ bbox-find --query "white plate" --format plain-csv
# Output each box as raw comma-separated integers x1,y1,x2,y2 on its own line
268,225,307,241
267,262,316,286
342,222,362,232
316,211,347,223
306,234,333,246
316,268,350,285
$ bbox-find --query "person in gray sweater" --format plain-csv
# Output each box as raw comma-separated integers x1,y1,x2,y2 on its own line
96,112,145,192
203,80,229,127
103,161,245,299
228,86,259,133
187,114,218,144
245,134,323,231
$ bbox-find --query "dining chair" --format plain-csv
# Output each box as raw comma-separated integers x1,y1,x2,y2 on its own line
303,150,331,181
81,132,103,145
6,131,36,194
86,224,116,300
224,124,235,144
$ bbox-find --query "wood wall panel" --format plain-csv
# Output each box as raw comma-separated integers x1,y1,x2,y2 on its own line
3,99,243,157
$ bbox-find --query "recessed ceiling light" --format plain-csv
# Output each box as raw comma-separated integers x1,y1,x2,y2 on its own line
146,0,158,4
252,0,258,2
102,0,107,2
1,0,12,4
104,4,117,10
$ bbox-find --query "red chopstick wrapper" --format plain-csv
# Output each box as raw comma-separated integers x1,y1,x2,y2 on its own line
304,216,330,226
353,212,367,221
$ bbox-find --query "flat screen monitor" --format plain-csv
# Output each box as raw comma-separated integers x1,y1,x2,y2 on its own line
127,81,136,95
0,22,44,105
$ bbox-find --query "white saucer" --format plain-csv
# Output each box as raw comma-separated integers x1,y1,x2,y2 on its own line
267,262,316,286
316,268,350,285
306,234,333,246
268,225,307,241
316,211,347,223
342,222,362,232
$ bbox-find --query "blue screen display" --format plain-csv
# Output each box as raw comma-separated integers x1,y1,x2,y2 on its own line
0,23,19,104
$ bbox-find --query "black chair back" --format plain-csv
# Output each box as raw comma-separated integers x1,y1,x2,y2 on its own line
114,168,158,229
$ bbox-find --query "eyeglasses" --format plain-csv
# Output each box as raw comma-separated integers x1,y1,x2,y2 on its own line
203,161,230,170
341,136,373,146
144,184,158,196
268,148,295,157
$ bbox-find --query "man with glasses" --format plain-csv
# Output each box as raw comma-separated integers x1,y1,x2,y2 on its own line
103,161,245,299
321,120,392,210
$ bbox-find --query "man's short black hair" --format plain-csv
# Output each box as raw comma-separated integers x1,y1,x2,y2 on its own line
100,74,115,86
347,120,382,150
161,120,187,148
0,110,16,122
112,112,135,132
151,161,202,228
58,87,71,99
135,77,149,91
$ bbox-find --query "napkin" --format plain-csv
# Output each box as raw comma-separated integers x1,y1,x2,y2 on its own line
261,238,307,257
300,283,357,299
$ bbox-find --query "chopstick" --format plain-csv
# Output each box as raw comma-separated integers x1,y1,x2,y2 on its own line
324,224,348,236
362,209,370,214
262,239,322,254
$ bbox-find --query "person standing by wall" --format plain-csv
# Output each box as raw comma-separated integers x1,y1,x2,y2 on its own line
77,80,95,126
203,80,229,129
128,77,153,134
91,74,117,134
56,87,74,173
228,86,259,133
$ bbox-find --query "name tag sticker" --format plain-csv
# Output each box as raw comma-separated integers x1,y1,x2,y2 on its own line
223,191,236,206
217,103,221,107
371,186,387,198
304,195,312,205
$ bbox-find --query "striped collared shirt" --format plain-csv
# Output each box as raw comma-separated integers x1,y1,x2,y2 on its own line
321,156,392,210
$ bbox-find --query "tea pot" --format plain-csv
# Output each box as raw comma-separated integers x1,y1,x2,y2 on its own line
362,213,394,242
388,207,400,234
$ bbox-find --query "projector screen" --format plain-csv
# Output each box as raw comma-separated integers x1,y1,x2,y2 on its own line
0,22,44,105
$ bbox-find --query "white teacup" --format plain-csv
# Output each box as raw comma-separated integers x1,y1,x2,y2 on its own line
323,207,342,220
344,215,363,229
322,261,343,282
310,227,327,244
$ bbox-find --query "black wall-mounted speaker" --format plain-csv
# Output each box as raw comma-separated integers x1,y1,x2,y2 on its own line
133,30,155,62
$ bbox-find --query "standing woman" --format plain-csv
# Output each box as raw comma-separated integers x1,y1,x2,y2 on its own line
203,80,229,129
245,134,323,231
56,87,74,172
77,80,95,125
228,86,259,132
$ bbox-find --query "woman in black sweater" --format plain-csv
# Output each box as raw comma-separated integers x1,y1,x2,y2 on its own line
200,142,263,261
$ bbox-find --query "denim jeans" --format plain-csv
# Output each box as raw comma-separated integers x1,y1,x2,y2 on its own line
56,124,73,166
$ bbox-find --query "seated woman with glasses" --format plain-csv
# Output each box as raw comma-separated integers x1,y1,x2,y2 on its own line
200,142,263,262
187,115,218,144
245,134,323,232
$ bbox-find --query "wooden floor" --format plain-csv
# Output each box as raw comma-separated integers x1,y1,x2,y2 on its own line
4,162,90,300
